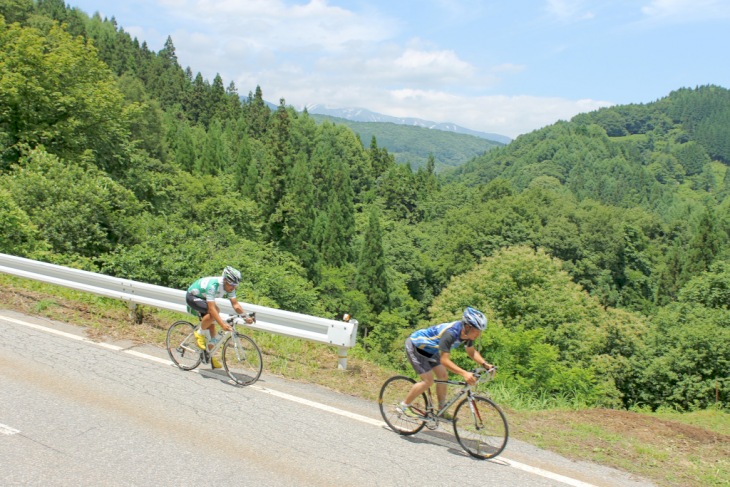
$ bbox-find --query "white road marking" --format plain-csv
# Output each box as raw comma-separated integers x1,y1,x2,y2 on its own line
2,315,598,487
502,459,598,487
0,423,20,435
123,348,173,365
2,316,91,342
250,384,386,427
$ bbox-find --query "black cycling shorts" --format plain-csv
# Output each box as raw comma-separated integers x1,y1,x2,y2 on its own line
186,292,209,317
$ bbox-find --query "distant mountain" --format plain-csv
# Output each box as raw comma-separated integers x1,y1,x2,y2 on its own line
252,99,508,170
303,104,512,145
308,114,504,172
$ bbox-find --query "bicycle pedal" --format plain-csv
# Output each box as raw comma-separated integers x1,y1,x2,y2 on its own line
201,351,210,364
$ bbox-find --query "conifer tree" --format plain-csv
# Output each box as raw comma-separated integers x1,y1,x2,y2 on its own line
173,121,196,172
224,81,242,120
357,207,389,313
275,152,318,272
266,100,294,220
317,199,350,267
146,36,186,110
685,206,722,276
224,116,250,182
243,85,270,139
368,135,395,176
310,126,356,264
197,119,225,175
209,73,226,120
188,72,209,125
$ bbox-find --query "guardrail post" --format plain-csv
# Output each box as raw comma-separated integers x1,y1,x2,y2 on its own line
337,347,348,370
337,318,358,370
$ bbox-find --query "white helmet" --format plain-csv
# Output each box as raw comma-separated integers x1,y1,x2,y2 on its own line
222,266,241,286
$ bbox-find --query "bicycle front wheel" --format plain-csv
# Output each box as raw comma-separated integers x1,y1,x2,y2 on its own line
166,320,202,370
222,332,263,386
378,376,427,435
453,395,509,459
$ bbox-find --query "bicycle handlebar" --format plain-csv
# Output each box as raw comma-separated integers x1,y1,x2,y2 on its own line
475,366,497,383
226,312,257,326
445,366,497,387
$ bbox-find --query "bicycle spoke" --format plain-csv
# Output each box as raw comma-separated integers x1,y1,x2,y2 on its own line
222,333,262,386
166,321,202,370
453,395,509,459
378,376,427,435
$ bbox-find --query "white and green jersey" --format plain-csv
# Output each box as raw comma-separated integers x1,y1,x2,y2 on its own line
187,276,236,301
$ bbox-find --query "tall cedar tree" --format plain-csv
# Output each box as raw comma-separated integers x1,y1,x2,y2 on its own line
264,99,294,236
275,152,318,273
357,207,389,314
244,85,270,139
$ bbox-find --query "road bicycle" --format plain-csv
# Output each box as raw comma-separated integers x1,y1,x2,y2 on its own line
166,312,263,386
378,367,509,459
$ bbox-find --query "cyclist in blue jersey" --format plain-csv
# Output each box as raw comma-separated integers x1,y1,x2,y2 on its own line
185,266,254,368
398,307,494,418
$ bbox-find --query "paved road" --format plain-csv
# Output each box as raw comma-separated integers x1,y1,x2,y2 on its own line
0,310,654,486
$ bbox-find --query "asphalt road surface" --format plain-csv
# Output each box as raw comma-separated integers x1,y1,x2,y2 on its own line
0,310,655,486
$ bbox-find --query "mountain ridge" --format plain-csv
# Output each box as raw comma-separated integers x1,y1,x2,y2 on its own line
302,104,512,145
308,113,503,171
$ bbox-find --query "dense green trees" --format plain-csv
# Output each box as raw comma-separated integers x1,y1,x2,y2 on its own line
0,17,132,172
1,5,728,411
1,149,143,258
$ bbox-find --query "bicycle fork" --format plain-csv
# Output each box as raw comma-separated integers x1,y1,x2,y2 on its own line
230,335,247,362
466,395,484,430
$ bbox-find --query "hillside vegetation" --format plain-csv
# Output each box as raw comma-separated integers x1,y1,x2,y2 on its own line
1,0,729,420
309,114,503,171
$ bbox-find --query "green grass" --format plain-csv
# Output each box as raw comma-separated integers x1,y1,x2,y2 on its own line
649,407,730,436
33,298,57,312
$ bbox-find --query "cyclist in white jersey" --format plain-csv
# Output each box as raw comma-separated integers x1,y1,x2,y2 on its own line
185,266,253,368
398,307,494,418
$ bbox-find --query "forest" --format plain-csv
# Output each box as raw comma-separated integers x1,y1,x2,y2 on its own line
308,114,504,171
1,0,728,413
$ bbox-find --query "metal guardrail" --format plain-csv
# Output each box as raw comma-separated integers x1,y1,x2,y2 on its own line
0,253,358,369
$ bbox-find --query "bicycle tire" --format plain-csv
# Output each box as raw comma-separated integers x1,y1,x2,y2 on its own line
453,395,509,459
378,376,427,435
222,332,263,386
166,320,202,370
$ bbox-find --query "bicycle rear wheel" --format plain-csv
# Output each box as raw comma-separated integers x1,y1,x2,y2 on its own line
166,320,202,370
222,332,263,386
378,376,427,435
453,395,509,459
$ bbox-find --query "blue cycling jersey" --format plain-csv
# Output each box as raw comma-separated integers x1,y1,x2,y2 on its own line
410,321,473,356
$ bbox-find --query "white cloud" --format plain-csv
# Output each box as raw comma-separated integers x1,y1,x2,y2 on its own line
94,1,619,138
393,48,475,81
641,0,730,22
347,89,613,139
545,0,595,22
174,0,395,52
492,63,527,74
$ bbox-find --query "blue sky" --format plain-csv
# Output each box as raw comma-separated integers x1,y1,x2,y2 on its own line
67,0,730,139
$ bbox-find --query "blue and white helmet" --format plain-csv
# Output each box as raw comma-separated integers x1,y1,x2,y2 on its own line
462,307,487,331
